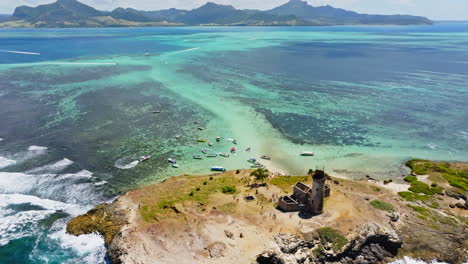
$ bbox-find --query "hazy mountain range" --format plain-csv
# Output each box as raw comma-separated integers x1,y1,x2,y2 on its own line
0,0,432,28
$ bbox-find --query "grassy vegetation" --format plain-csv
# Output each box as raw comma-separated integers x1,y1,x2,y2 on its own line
406,159,468,192
269,176,309,191
221,186,237,194
408,180,443,195
316,227,349,252
404,176,418,183
407,204,430,216
139,174,241,222
398,191,431,202
370,200,394,211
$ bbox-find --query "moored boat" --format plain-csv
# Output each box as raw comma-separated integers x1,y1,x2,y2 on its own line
260,155,271,160
247,158,257,163
197,127,204,131
211,166,226,172
300,151,315,156
207,153,218,157
201,148,207,154
251,162,264,168
171,164,179,168
139,155,151,162
219,152,229,157
193,155,203,160
216,136,221,142
197,139,206,142
168,158,177,164
208,142,213,146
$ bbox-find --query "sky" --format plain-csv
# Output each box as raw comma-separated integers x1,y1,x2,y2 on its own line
1,0,468,20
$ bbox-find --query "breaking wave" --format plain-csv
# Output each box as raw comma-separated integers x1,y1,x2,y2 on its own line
0,143,107,263
390,257,451,264
114,156,139,169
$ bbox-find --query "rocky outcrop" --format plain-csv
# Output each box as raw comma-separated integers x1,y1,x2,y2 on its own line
256,224,402,264
66,201,127,245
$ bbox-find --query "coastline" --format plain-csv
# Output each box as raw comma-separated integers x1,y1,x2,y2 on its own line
67,160,467,264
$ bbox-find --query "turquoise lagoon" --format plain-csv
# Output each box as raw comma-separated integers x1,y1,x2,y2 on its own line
0,23,468,262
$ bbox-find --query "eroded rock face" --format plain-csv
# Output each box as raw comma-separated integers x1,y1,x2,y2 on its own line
255,224,402,264
66,202,127,245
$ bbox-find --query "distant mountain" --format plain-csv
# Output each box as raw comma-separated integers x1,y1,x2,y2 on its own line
174,2,310,25
13,0,102,22
141,9,187,22
267,0,432,25
0,0,432,28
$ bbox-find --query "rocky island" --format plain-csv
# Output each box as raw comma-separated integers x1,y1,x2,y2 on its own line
0,0,431,28
67,160,467,264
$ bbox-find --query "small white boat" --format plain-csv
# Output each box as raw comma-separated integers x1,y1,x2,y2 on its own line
139,156,151,162
197,127,204,131
153,110,161,113
193,155,203,160
208,142,213,146
260,155,271,160
216,136,221,142
171,164,179,168
300,151,315,156
207,153,218,157
247,158,257,163
174,135,181,139
219,152,229,157
168,158,177,164
201,148,207,154
211,166,226,172
251,163,265,168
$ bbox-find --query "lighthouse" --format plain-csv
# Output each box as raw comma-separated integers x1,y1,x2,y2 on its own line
308,170,327,215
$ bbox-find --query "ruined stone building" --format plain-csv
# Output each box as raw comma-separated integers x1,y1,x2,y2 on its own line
278,170,330,215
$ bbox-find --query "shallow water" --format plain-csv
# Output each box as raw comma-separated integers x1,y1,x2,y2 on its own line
1,23,468,262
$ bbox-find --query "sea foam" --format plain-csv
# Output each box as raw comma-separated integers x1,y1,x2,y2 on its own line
390,257,450,264
0,156,16,169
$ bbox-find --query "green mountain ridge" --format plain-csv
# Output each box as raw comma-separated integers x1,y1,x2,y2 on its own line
1,0,432,28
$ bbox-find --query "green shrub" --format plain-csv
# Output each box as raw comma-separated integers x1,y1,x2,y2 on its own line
428,202,439,209
407,204,429,215
404,176,418,183
409,181,433,195
405,159,431,175
370,200,394,211
221,186,236,194
406,159,468,191
316,227,348,252
430,186,444,194
398,191,430,202
443,173,468,191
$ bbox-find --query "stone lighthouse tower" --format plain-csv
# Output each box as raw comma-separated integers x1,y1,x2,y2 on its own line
308,170,327,215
